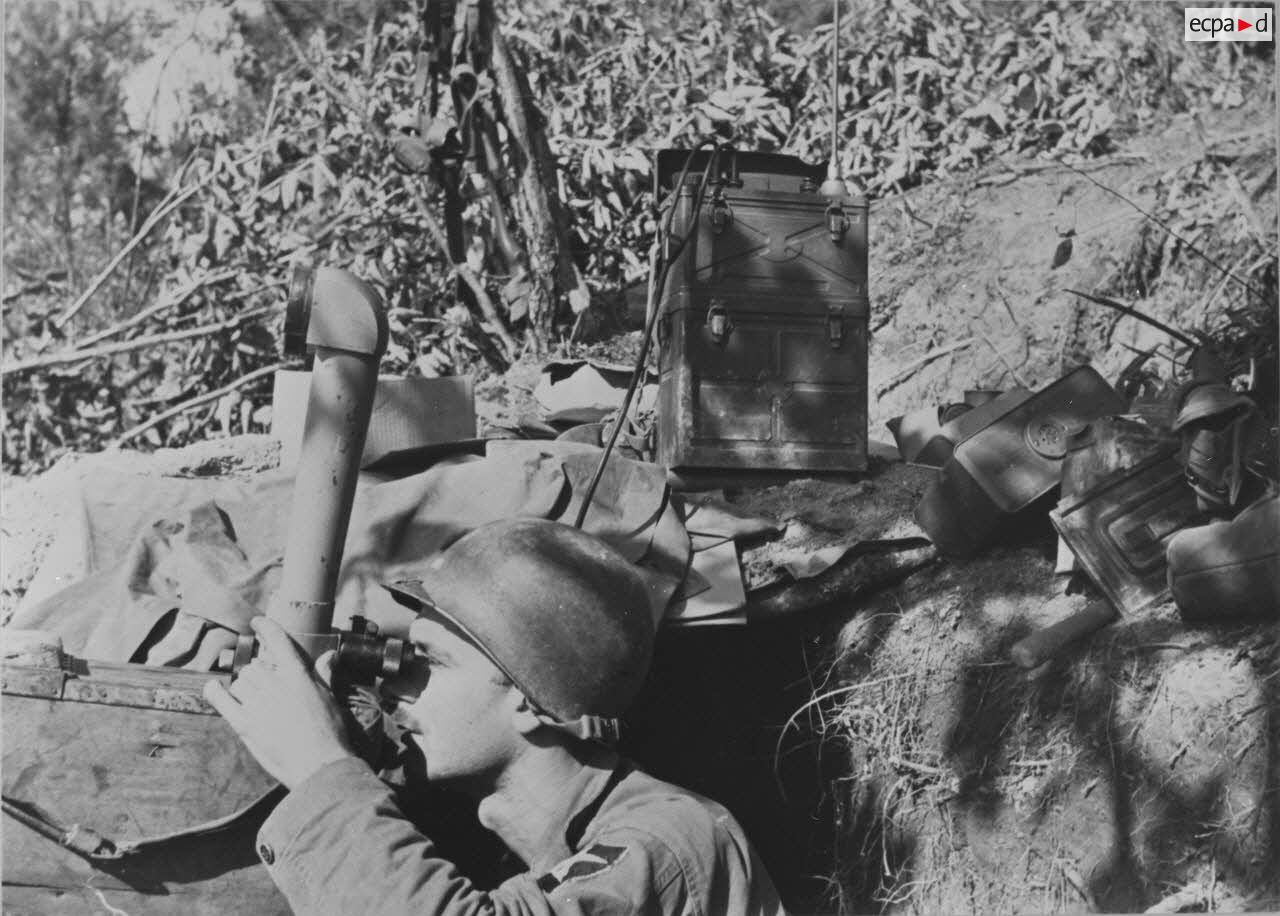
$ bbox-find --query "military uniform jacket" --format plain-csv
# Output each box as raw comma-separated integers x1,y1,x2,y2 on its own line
256,757,788,915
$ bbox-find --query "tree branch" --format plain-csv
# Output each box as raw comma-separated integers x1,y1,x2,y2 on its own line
410,181,518,359
1053,154,1266,300
54,137,296,329
271,6,382,140
109,362,286,448
746,542,938,621
6,306,274,374
874,337,977,397
53,184,201,329
76,269,240,349
1063,289,1198,348
486,12,583,346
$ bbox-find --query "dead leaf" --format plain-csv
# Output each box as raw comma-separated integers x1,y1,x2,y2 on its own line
252,405,273,429
281,171,300,210
567,284,591,314
503,272,533,321
1051,236,1073,269
213,214,241,261
312,155,337,195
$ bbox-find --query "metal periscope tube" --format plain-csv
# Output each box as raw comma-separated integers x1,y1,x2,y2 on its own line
271,264,388,658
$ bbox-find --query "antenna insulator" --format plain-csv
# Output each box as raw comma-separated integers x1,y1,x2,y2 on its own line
819,176,847,199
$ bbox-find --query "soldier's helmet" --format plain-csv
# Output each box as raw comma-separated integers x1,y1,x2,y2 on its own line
385,518,655,744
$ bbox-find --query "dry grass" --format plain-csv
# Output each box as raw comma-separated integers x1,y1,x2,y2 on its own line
793,538,1280,914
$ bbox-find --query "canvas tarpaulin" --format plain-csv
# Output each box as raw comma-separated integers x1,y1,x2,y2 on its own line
10,445,699,666
10,442,779,666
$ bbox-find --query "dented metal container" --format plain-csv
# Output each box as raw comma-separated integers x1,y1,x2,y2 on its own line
1051,447,1204,615
915,367,1128,557
952,366,1128,513
654,150,869,473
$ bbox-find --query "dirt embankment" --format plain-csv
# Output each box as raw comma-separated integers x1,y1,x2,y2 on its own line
867,104,1273,437
774,98,1279,913
1,436,281,623
811,538,1277,913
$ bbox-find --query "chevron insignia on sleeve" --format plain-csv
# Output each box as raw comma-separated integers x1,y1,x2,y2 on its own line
536,843,629,892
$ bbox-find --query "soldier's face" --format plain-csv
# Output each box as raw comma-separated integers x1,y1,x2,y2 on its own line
379,612,522,788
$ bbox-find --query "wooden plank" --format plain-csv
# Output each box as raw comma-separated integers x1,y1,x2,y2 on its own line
2,692,276,843
3,812,289,915
3,684,287,913
3,660,227,714
2,661,289,912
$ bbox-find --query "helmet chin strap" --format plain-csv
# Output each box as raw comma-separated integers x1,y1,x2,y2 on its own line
531,709,622,746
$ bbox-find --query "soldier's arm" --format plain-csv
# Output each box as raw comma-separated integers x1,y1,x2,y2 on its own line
258,764,695,916
256,757,551,916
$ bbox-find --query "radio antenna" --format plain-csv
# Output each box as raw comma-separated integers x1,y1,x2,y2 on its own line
820,0,847,198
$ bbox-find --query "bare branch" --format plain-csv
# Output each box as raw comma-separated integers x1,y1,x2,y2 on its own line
76,269,240,349
874,337,977,398
410,181,519,359
1053,155,1266,300
54,136,301,329
53,183,202,329
1063,289,1197,348
110,362,287,448
6,306,274,374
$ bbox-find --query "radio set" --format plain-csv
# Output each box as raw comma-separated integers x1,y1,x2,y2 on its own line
652,148,870,474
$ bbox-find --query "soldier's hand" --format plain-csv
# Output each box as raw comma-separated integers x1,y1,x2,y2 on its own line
204,616,358,790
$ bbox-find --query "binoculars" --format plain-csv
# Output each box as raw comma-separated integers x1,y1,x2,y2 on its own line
219,616,414,686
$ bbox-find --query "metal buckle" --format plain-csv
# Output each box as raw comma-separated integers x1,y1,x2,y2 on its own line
827,310,845,349
825,202,848,242
706,300,732,345
709,194,733,234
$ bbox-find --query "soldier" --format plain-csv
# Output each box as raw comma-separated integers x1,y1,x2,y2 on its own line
205,517,786,915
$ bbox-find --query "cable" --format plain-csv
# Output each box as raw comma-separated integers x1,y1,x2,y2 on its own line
574,141,722,528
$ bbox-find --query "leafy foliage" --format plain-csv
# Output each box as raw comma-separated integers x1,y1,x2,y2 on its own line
2,0,1272,475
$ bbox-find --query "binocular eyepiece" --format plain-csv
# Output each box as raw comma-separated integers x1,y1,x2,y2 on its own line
219,616,414,686
333,617,414,684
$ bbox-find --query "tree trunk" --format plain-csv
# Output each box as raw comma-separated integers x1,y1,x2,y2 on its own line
482,1,586,354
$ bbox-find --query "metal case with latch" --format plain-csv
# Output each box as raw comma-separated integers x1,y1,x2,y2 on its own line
1051,447,1204,615
915,367,1129,557
654,150,869,473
